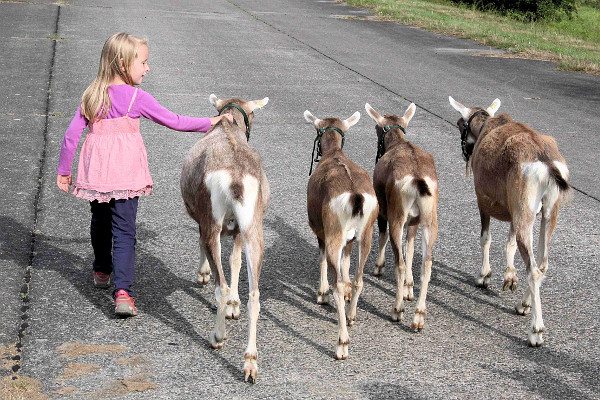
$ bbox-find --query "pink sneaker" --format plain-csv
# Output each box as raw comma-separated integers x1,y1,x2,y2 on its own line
114,290,138,317
93,272,111,288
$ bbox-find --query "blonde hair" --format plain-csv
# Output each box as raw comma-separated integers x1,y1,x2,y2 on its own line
81,32,147,122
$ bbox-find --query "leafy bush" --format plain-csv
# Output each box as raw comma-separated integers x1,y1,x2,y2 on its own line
452,0,579,21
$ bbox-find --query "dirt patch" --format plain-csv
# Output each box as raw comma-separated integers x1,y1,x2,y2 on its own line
58,362,101,380
56,343,126,358
52,386,79,395
89,374,158,399
116,355,148,367
0,345,18,371
0,375,48,400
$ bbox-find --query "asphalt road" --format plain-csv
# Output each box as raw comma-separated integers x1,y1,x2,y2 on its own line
1,0,599,398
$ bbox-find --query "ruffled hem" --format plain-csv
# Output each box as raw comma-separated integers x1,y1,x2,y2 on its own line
72,185,153,203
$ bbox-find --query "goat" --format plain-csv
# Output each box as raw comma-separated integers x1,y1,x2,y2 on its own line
365,102,438,331
304,109,378,360
449,96,570,346
180,94,270,382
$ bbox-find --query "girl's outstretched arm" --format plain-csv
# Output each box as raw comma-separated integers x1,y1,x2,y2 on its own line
135,90,215,132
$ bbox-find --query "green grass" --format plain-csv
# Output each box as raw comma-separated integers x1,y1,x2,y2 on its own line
342,0,600,75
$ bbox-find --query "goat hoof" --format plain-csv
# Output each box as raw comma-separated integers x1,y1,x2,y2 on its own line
528,332,544,347
210,332,226,349
197,273,211,285
515,303,531,316
373,265,384,276
225,311,240,320
226,301,240,320
335,343,348,360
391,307,405,322
412,310,426,331
476,278,489,288
346,317,355,327
316,292,329,305
244,356,258,383
244,369,257,383
503,278,517,292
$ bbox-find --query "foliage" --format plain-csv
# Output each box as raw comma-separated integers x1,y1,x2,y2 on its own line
343,0,600,75
450,0,578,21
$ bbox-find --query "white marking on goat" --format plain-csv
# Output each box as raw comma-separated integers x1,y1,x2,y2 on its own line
244,243,254,290
418,177,437,218
396,176,419,218
233,175,259,231
553,161,569,181
424,177,437,192
329,193,377,241
522,162,551,214
362,194,378,222
205,170,233,224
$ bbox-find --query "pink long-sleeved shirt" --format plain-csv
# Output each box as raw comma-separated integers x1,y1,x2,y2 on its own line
57,84,211,175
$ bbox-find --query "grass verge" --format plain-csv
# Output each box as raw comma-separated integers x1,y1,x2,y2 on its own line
342,0,600,75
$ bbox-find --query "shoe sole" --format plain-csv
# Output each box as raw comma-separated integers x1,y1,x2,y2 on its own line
94,281,110,289
115,303,138,317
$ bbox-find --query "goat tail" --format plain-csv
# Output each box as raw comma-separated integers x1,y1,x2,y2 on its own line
413,178,432,197
547,163,570,192
350,193,364,217
230,181,244,202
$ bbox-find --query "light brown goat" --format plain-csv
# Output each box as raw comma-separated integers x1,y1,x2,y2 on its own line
180,94,269,382
365,102,438,331
449,96,570,346
304,109,378,360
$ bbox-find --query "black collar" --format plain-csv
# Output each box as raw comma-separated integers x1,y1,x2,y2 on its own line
219,103,250,141
461,110,489,161
376,124,405,164
309,127,345,176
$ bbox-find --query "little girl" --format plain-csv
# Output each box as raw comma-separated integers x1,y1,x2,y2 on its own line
56,32,232,317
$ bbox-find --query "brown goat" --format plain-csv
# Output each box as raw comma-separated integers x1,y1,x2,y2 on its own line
180,94,270,382
365,102,438,331
304,109,378,360
449,96,570,346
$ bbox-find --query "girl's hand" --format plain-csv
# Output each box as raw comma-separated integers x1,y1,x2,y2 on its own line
57,174,72,193
209,114,234,126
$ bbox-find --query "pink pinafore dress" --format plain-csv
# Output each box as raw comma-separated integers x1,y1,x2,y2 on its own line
72,88,153,202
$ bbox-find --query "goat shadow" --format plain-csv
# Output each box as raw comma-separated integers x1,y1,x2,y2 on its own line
4,212,598,397
365,229,599,399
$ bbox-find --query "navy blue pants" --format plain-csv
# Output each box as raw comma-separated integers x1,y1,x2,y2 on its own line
90,197,139,298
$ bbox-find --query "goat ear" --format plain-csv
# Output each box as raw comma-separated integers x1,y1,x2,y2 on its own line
248,97,269,112
304,110,321,126
449,96,471,120
209,94,223,110
402,103,416,126
486,98,501,117
342,111,361,130
365,103,383,125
